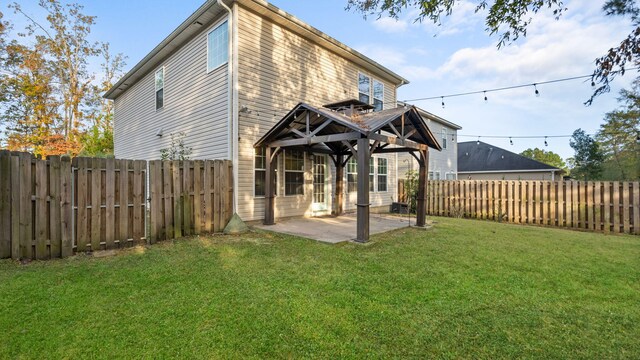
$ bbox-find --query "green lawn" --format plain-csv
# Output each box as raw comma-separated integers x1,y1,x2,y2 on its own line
1,217,638,359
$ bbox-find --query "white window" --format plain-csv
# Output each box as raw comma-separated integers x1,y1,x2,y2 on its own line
358,73,384,112
369,157,375,192
377,158,388,192
207,21,228,71
373,80,384,111
441,128,447,149
347,158,357,193
254,148,277,197
446,172,456,180
155,68,164,110
358,73,370,105
284,150,304,196
428,171,435,180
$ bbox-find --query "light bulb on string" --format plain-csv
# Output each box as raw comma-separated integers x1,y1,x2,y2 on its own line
441,96,445,109
534,84,540,97
477,137,480,145
544,136,548,147
484,91,488,102
509,137,513,146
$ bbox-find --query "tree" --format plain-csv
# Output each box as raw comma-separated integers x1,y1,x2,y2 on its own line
596,81,640,180
346,0,638,103
1,1,125,157
11,0,101,141
569,129,605,180
520,148,566,170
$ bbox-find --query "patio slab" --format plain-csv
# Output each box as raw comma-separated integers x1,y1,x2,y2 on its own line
253,213,413,243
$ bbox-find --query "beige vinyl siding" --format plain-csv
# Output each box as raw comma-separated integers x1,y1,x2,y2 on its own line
236,5,398,221
114,16,230,160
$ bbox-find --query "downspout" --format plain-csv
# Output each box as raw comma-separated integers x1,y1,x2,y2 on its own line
217,0,238,215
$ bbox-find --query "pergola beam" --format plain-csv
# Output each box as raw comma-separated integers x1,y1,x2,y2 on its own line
368,133,427,151
268,132,361,147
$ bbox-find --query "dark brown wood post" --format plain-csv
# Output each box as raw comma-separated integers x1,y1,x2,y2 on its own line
356,137,370,242
334,154,344,216
264,147,276,225
416,149,429,227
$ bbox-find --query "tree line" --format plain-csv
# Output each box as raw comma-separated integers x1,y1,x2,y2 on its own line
520,83,639,181
0,0,125,157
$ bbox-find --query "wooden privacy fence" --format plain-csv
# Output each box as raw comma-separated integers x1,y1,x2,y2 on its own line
404,180,639,235
0,151,233,260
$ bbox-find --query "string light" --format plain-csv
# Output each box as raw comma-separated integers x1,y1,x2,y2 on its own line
477,137,480,145
509,137,513,145
441,96,445,109
544,136,548,147
458,134,595,139
484,91,488,102
534,84,540,97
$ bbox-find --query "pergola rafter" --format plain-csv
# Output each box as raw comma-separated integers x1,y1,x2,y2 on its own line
255,100,442,242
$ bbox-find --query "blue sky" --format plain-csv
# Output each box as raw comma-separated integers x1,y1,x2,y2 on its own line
5,0,635,159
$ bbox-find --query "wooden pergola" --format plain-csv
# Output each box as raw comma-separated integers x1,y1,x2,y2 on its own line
254,100,442,242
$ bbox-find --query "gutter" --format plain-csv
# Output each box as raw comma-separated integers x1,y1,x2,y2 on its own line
217,0,238,215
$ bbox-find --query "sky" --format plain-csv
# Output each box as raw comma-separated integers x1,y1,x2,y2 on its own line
4,0,636,160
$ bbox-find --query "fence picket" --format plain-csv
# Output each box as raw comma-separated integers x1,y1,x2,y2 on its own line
60,157,72,257
10,155,20,259
35,160,48,260
612,181,620,233
633,182,640,235
603,182,611,233
91,157,102,251
0,151,10,258
49,156,61,258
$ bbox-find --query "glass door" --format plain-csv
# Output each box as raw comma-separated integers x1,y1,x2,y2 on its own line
312,155,328,212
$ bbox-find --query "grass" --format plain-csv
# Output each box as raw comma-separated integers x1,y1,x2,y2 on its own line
0,217,639,359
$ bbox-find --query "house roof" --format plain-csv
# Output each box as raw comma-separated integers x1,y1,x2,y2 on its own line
458,141,560,172
104,0,409,100
254,102,442,152
397,102,462,130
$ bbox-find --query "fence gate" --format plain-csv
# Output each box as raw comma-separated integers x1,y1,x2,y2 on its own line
0,151,233,260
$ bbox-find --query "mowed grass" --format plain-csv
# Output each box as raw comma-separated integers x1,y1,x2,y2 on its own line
0,217,638,359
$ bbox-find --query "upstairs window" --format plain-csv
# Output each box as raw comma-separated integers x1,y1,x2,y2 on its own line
207,21,229,72
284,150,304,196
441,128,447,149
377,158,388,192
155,68,164,110
373,80,384,111
358,73,370,105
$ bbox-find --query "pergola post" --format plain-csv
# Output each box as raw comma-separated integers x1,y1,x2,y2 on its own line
334,154,344,216
416,149,429,227
264,146,276,225
356,137,370,242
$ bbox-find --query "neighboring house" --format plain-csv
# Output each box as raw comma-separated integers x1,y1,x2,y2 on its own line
458,141,562,181
105,0,440,223
397,103,462,181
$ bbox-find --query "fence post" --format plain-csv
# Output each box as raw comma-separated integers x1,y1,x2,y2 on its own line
60,156,73,257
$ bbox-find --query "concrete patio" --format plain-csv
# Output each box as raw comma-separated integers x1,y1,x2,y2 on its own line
254,213,413,244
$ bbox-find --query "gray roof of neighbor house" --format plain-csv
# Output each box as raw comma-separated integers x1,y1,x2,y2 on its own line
458,141,560,172
104,0,409,100
397,102,462,130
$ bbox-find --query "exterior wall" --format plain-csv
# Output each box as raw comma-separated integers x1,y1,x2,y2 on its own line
114,16,230,160
458,171,557,181
236,5,398,221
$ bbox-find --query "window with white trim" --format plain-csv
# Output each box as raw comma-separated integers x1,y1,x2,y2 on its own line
369,158,375,192
373,80,384,111
358,73,370,105
441,128,447,149
284,150,304,196
446,172,456,180
155,68,164,110
254,148,277,197
207,21,228,71
377,158,388,192
347,158,357,193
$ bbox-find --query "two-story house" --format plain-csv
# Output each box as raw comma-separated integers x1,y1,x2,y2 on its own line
397,103,462,181
105,0,442,227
